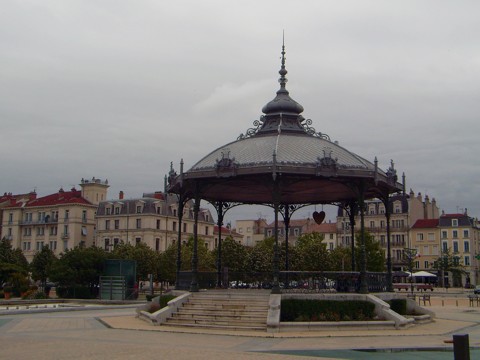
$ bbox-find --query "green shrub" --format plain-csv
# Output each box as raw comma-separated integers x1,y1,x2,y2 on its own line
281,299,376,322
388,299,407,315
159,294,175,308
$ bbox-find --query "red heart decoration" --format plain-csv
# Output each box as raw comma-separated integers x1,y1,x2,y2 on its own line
313,210,326,224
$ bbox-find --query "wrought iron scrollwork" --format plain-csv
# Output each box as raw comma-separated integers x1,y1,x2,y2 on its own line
301,118,331,140
237,116,265,140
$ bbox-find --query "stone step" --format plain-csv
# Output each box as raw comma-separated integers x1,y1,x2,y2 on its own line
177,308,267,317
166,318,266,329
182,303,268,311
172,312,267,321
164,321,266,331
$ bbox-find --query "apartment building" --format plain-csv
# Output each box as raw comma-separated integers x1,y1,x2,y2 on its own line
336,190,439,268
234,219,268,246
410,218,440,273
95,191,216,252
438,212,479,287
0,178,108,261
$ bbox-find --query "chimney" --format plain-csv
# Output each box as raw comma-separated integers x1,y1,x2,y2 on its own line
119,191,124,200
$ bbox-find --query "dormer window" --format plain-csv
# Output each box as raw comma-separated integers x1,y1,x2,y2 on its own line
136,205,142,214
115,207,120,215
452,219,458,227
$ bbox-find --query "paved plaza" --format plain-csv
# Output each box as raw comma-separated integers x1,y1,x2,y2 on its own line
1,293,480,359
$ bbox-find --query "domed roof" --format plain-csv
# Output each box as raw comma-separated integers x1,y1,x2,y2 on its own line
169,44,402,205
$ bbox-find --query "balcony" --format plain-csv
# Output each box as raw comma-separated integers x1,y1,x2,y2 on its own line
61,233,70,239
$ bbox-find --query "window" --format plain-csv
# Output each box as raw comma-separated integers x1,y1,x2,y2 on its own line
432,245,439,256
106,208,111,215
156,206,161,214
115,207,120,215
370,221,375,228
329,243,334,251
423,245,429,255
114,220,119,229
424,260,429,268
36,227,44,236
452,219,458,227
63,225,69,236
417,233,424,241
294,228,299,236
82,210,87,222
453,241,459,253
238,228,243,234
442,241,448,252
63,240,68,251
49,241,57,251
415,261,419,269
36,241,44,251
428,233,435,241
205,226,209,236
464,241,470,252
50,226,57,236
380,220,385,228
136,206,142,214
105,220,110,230
172,222,177,231
452,230,458,238
267,230,272,237
7,228,12,236
135,237,141,244
156,220,161,230
8,213,13,223
22,242,31,251
380,235,385,245
173,209,177,217
465,256,470,266
247,227,251,233
463,230,469,238
81,227,87,236
104,239,110,251
64,210,69,220
113,238,120,247
329,234,334,240
442,231,448,239
136,219,141,229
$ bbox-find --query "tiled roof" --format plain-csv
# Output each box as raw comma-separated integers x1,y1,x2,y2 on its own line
25,188,92,207
305,222,337,233
411,219,439,229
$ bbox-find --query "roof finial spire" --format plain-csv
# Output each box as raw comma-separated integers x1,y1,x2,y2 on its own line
278,31,288,93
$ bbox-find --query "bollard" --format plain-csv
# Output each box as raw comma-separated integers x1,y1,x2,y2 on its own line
453,334,470,360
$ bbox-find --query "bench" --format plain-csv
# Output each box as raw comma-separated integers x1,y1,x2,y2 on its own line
394,284,410,291
416,284,434,291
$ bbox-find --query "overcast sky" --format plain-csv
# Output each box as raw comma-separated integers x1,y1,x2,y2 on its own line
1,1,479,225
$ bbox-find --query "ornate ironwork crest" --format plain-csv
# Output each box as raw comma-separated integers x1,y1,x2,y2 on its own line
301,118,331,140
215,149,238,177
316,148,338,176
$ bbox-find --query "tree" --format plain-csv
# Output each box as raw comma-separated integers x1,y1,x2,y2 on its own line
30,245,57,287
245,237,275,274
291,232,331,271
329,246,352,271
111,243,161,281
355,231,385,272
49,246,108,289
0,237,29,286
220,236,248,273
432,248,466,287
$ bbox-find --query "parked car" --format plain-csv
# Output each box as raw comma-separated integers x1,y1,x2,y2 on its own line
474,285,480,295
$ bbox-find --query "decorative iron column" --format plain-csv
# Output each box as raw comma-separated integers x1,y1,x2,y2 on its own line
215,201,225,288
190,185,200,292
384,195,393,292
271,171,281,294
348,201,357,271
175,195,185,289
358,184,368,294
